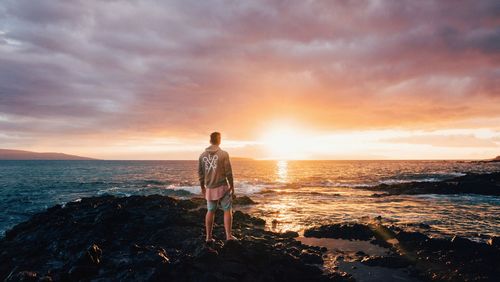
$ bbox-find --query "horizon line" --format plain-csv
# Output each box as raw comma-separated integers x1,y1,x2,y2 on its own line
0,158,489,161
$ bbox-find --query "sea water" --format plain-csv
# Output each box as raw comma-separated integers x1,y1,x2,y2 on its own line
0,160,499,240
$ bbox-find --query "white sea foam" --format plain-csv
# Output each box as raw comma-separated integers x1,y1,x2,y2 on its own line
96,187,121,196
236,183,270,194
380,178,440,185
166,185,200,195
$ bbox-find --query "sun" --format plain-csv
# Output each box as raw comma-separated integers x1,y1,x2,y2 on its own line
260,126,309,160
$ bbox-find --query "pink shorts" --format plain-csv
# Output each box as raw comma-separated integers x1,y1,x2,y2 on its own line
205,185,229,201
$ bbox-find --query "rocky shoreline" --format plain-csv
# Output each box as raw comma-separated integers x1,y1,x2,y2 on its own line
1,195,499,281
0,195,345,281
366,172,500,196
304,223,500,281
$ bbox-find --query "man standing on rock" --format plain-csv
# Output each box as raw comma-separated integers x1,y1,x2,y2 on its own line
198,132,236,243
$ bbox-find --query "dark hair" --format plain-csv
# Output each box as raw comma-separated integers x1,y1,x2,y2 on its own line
210,132,221,145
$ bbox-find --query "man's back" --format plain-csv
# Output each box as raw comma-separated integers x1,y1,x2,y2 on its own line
198,144,232,189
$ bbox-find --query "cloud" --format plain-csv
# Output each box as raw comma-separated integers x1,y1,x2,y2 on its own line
385,134,499,148
0,0,499,155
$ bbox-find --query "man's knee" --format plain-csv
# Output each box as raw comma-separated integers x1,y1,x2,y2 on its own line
207,201,217,212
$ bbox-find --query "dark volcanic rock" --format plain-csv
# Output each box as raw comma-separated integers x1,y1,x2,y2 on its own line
305,221,500,281
393,229,500,281
281,231,300,238
370,193,390,198
304,223,377,241
361,255,411,268
304,223,397,249
4,271,38,282
232,195,256,205
299,249,323,264
0,195,336,282
366,172,500,196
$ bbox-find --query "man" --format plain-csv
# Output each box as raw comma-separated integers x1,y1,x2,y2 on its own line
198,132,236,242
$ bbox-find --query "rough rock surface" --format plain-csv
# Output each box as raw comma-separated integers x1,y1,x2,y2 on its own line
0,195,345,281
304,223,500,281
366,172,500,196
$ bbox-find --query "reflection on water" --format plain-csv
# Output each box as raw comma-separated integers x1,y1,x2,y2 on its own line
276,160,288,183
241,186,500,241
237,160,498,241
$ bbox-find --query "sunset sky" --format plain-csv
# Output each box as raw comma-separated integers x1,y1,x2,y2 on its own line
0,0,499,160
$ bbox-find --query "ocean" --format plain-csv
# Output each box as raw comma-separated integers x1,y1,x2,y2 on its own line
1,160,499,241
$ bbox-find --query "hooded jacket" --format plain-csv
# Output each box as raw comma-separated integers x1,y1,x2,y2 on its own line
198,145,233,189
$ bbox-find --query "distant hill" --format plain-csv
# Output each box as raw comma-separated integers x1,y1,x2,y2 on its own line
0,149,96,160
491,156,500,162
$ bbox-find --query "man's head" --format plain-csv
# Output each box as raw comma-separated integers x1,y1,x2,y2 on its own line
210,132,221,145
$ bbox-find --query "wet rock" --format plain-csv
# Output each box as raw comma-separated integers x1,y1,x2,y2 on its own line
361,255,411,268
369,238,392,248
178,197,204,209
418,223,431,229
5,271,38,282
68,265,98,280
450,235,476,249
370,193,390,197
129,245,171,268
299,249,323,264
303,220,500,281
355,251,367,256
233,210,265,226
395,230,427,245
281,231,299,238
366,172,500,196
327,271,355,281
80,243,102,265
39,276,53,282
424,238,451,251
233,195,256,205
220,239,245,257
395,230,500,281
304,223,376,240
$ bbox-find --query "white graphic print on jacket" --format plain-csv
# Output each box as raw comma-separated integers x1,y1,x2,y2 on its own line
203,154,218,172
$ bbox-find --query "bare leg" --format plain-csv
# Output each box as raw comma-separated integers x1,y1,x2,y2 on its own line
224,209,235,240
205,210,215,241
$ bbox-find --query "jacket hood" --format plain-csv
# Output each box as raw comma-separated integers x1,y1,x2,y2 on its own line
205,145,220,153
